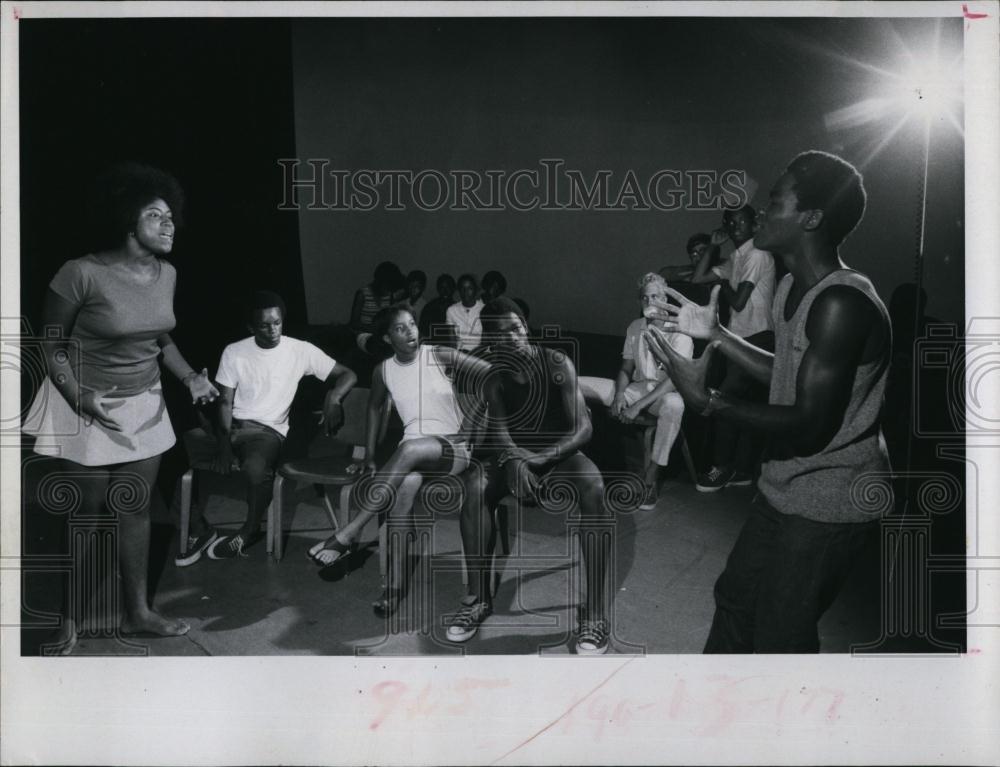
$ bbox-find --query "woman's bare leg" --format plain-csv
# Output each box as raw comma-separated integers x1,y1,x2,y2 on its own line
385,472,423,594
310,438,452,565
42,461,109,654
113,456,189,636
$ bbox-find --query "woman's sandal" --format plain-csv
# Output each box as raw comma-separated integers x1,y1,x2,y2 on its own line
307,534,358,568
372,587,403,618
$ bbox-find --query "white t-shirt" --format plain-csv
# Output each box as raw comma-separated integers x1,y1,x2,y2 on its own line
215,336,337,436
445,299,484,351
723,238,775,339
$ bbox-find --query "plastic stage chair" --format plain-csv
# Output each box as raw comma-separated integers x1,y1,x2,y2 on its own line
268,386,390,561
177,422,278,557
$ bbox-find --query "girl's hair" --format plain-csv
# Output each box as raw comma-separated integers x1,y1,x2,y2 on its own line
373,305,413,340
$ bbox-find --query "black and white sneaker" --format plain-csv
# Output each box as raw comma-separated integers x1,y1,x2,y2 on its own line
574,619,611,655
446,596,492,643
207,533,248,560
696,465,734,493
175,528,219,567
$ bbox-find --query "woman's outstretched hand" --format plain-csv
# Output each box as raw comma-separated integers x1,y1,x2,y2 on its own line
187,369,220,405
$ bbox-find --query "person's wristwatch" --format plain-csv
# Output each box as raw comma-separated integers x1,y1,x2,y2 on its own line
701,387,724,417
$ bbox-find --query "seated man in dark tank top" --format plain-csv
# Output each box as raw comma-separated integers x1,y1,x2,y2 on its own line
645,151,891,653
445,297,616,655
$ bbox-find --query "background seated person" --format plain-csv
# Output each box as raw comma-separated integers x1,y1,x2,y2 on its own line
447,297,614,655
446,273,485,352
350,261,403,355
659,232,717,282
513,297,531,326
688,226,732,284
306,306,491,618
399,269,427,325
481,270,508,302
419,272,457,346
179,290,357,563
578,273,694,510
659,234,726,326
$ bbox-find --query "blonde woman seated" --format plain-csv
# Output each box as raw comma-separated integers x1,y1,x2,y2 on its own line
579,272,694,510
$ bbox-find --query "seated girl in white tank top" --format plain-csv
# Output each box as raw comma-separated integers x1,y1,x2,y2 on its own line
308,307,492,613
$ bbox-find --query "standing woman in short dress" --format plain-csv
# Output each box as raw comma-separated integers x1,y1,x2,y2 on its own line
24,164,219,653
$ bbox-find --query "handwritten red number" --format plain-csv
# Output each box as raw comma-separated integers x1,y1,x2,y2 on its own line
370,680,408,730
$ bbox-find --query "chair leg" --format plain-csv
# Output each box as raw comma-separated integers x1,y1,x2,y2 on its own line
679,428,698,485
318,485,341,532
266,476,276,556
339,484,352,529
462,538,469,588
266,504,273,555
179,469,193,555
272,474,285,561
491,502,512,598
379,520,388,588
495,503,511,555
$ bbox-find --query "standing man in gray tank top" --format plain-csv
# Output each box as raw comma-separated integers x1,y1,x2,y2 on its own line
644,151,891,653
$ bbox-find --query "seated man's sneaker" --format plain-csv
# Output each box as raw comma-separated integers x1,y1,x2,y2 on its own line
207,533,248,560
575,618,611,655
446,595,492,643
696,465,735,493
175,528,219,567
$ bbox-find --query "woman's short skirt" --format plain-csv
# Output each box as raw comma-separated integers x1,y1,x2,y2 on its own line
22,378,176,467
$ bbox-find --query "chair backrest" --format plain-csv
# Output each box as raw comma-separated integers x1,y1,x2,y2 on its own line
324,386,393,460
335,386,371,447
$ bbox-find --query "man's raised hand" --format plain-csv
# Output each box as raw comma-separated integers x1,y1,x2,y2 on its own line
646,285,721,340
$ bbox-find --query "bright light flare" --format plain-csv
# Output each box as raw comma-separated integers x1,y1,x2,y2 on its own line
824,60,962,133
886,62,961,120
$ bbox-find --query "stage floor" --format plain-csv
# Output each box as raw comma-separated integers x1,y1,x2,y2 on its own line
21,469,888,657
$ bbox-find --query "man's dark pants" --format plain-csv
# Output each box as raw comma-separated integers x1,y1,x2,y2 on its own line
704,494,876,653
183,419,284,540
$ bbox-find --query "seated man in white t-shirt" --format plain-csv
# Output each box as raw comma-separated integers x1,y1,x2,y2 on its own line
445,273,485,351
177,291,357,564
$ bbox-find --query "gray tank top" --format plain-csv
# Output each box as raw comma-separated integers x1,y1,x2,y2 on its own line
757,269,892,523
